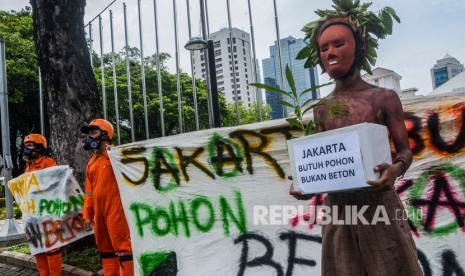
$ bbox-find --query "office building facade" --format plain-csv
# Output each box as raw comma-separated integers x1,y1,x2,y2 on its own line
431,54,464,89
191,28,257,107
262,36,319,119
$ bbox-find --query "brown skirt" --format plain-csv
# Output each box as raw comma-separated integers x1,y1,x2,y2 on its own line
321,187,424,276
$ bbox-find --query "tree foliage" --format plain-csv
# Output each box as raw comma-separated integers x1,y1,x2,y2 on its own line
222,102,272,126
0,8,40,176
93,49,271,143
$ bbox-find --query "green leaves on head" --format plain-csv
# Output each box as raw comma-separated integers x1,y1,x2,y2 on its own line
297,0,401,74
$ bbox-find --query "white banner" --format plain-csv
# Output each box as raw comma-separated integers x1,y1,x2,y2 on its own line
109,94,465,276
8,165,93,255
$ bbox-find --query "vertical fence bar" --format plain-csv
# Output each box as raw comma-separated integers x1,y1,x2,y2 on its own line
109,10,121,144
123,3,135,142
39,67,45,134
153,0,165,136
138,0,150,139
99,15,107,120
89,23,93,67
173,0,183,133
186,0,200,131
272,0,286,117
199,0,213,127
247,0,262,121
226,0,240,125
204,0,210,36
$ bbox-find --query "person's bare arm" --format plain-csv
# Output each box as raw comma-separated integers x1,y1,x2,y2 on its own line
367,90,412,189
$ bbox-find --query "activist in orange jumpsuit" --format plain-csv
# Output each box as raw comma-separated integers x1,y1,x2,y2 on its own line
23,134,62,276
81,119,134,276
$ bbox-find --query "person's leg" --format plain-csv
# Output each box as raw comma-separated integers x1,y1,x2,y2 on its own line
100,252,121,276
119,254,134,276
47,249,62,276
357,188,423,276
106,196,133,276
94,211,120,276
321,194,367,276
35,253,50,276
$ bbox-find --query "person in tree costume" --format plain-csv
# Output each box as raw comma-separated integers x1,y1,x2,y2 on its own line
23,134,62,276
291,0,423,275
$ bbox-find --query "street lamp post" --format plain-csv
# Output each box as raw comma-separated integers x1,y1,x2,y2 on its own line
0,36,25,242
185,38,221,128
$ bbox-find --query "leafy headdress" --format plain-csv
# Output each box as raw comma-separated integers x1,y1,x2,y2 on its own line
296,0,400,74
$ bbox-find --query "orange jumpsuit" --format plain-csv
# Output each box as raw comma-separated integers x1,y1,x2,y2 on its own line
83,149,133,276
25,155,62,276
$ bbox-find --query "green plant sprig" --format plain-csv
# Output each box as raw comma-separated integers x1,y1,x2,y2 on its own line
250,65,333,135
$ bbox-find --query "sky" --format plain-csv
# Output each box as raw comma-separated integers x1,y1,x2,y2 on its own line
1,0,464,97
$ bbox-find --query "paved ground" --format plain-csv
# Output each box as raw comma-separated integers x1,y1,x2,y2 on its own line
0,219,38,275
0,262,38,276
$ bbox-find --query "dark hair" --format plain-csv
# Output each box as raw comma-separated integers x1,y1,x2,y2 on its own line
317,21,365,77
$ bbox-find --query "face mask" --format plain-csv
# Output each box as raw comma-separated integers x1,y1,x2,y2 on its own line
22,148,34,161
82,137,100,151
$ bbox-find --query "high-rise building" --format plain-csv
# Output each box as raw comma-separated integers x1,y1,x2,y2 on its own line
191,28,257,107
430,54,464,89
262,36,319,119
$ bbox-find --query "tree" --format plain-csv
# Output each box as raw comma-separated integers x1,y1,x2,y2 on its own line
222,101,272,126
0,8,42,177
30,0,100,183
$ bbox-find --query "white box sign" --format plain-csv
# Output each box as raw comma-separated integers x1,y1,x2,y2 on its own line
287,123,392,194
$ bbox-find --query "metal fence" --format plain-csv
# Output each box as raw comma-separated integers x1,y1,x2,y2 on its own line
78,0,312,142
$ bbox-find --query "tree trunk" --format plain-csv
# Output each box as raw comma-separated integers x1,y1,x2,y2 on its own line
30,0,100,184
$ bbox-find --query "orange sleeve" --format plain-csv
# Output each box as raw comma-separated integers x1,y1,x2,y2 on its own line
44,157,58,168
83,167,94,220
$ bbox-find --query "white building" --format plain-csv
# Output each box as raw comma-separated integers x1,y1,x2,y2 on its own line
191,28,257,107
362,67,402,93
362,67,417,100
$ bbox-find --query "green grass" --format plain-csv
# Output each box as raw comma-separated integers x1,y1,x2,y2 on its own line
5,243,31,254
62,246,102,272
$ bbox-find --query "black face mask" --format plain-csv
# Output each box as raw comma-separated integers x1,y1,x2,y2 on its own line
82,137,100,151
22,148,34,161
